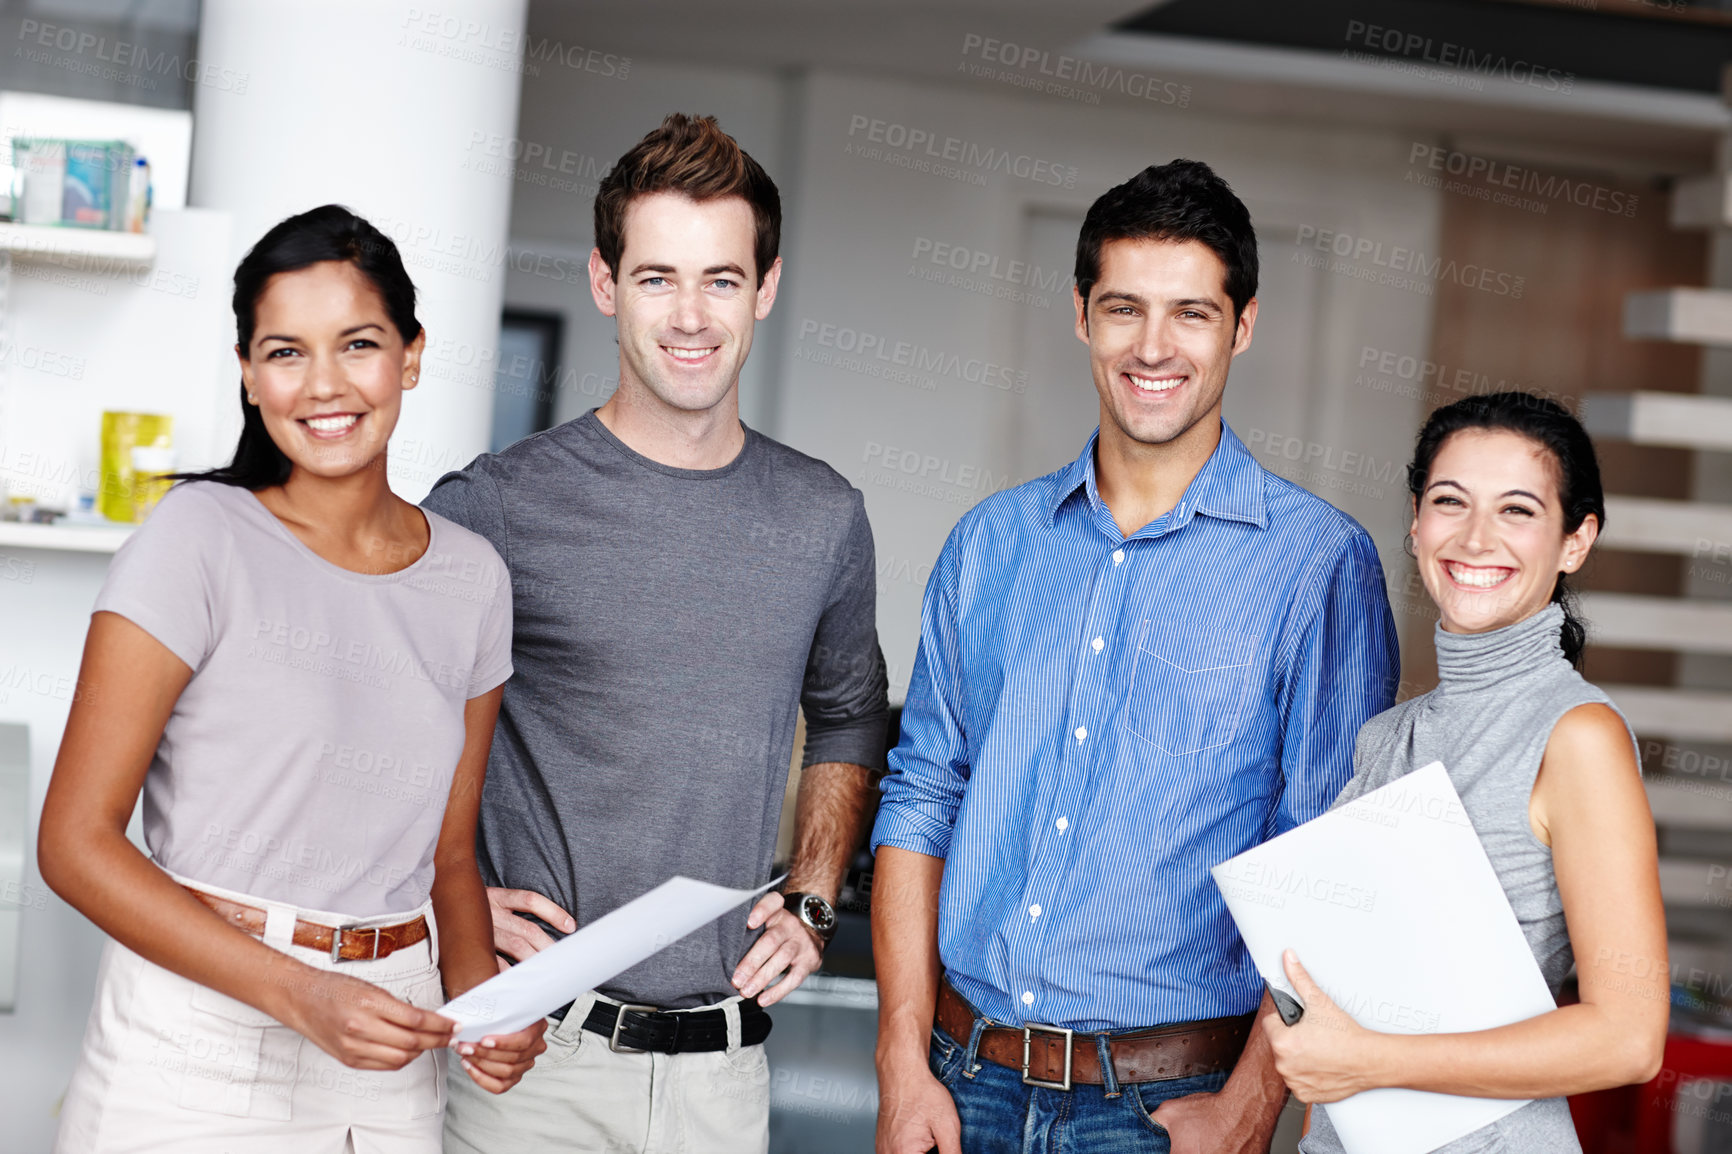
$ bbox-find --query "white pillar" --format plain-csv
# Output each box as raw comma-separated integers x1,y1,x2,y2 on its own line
189,0,527,499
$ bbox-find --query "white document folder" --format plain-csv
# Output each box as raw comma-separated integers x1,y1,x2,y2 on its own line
440,875,781,1044
1211,762,1557,1154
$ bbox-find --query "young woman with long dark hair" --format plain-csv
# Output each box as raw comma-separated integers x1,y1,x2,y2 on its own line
40,205,544,1153
1270,392,1667,1153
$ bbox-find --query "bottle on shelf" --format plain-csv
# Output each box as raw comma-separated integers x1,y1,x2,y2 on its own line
126,157,151,233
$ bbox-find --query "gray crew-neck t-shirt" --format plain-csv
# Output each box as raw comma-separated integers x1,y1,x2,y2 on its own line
423,411,890,1008
92,480,514,917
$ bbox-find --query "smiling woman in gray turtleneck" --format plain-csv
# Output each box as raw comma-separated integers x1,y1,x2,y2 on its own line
1265,393,1668,1154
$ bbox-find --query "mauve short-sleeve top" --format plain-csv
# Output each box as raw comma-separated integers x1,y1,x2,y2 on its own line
91,480,513,917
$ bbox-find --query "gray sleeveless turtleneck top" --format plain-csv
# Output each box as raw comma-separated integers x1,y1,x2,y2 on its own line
1300,604,1636,1154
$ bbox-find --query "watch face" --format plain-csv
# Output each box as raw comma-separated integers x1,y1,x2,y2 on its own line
799,895,836,932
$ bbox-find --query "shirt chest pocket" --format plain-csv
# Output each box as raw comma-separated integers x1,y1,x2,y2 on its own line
1123,623,1258,757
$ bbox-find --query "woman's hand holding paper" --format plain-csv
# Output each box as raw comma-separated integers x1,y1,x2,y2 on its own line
276,969,458,1071
454,1018,549,1093
1262,950,1382,1104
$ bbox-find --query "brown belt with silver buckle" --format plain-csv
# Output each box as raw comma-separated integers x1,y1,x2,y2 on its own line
936,980,1254,1090
185,886,431,964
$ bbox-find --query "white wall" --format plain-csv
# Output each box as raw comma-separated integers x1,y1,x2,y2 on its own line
0,207,234,1150
1,208,236,504
499,58,1437,696
0,550,115,1150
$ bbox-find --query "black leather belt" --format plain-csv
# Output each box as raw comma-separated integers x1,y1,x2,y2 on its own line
551,997,773,1054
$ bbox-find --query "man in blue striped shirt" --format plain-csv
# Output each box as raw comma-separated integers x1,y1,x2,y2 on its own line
870,161,1400,1154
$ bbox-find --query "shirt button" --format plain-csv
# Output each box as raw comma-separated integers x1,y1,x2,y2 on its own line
1056,817,1069,831
1021,991,1034,1006
1029,904,1041,919
1112,549,1125,565
1091,637,1104,652
1074,726,1087,742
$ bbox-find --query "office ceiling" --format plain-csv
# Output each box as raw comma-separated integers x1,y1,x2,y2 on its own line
525,0,1728,173
531,0,1727,94
527,0,1150,79
1118,0,1732,94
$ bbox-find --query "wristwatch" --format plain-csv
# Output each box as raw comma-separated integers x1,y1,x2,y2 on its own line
781,891,838,945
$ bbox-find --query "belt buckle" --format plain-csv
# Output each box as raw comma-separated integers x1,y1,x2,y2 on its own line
329,926,381,964
610,1004,657,1054
1021,1022,1073,1091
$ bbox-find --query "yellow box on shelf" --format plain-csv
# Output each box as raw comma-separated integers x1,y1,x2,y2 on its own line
98,410,173,523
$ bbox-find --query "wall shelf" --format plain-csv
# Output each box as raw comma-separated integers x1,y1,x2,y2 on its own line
0,521,132,553
1648,777,1732,830
0,222,155,269
1624,288,1732,347
1659,858,1732,908
1600,495,1732,555
1580,591,1732,656
1603,683,1732,743
1672,173,1732,230
1581,391,1732,453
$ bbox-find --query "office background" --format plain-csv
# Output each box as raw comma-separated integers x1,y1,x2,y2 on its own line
1,1,1730,1150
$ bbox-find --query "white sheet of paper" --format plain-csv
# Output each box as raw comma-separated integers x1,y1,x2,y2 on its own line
440,874,783,1044
1211,762,1556,1154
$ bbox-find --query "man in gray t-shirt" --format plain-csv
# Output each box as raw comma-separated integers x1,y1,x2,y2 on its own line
429,114,888,1154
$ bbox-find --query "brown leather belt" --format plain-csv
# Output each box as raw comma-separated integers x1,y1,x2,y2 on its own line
185,886,430,964
937,980,1254,1090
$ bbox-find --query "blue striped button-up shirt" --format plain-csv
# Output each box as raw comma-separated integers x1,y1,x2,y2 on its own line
870,422,1399,1032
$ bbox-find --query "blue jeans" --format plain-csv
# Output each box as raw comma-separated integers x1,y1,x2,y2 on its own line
931,1022,1230,1153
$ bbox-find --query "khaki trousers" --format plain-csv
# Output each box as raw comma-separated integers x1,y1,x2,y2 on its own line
442,990,770,1154
56,876,445,1154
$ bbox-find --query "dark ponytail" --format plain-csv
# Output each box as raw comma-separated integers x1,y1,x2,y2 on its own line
176,205,421,490
1406,392,1605,668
